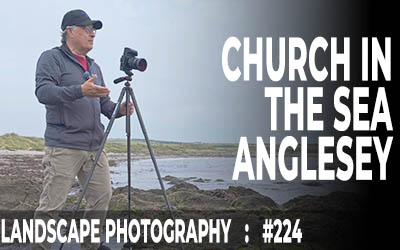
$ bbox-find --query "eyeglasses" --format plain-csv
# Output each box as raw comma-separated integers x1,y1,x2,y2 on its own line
80,25,97,35
66,25,97,35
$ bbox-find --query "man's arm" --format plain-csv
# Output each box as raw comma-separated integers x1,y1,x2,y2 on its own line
100,95,122,119
35,50,83,105
97,72,134,119
95,68,123,119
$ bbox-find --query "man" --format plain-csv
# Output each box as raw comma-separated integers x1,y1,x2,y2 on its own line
32,10,133,250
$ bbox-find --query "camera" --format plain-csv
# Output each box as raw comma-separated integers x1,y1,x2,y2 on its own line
120,47,147,73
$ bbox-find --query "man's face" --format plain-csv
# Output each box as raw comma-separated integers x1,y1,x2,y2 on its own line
67,25,96,54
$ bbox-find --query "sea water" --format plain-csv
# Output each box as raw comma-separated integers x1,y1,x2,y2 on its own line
110,157,365,204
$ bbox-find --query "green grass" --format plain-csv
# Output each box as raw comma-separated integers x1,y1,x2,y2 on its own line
0,133,45,150
0,133,318,155
0,133,240,155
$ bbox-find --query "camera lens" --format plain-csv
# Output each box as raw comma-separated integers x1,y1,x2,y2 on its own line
136,58,147,72
129,57,147,72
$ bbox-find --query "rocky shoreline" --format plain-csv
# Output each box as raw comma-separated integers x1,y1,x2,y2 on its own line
0,148,366,211
0,149,368,250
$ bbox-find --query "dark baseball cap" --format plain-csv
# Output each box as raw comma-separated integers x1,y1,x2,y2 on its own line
61,9,102,31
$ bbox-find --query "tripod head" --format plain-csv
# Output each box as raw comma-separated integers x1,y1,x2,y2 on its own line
113,71,134,84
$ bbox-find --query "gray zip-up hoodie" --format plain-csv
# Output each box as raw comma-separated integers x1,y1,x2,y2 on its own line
35,43,121,151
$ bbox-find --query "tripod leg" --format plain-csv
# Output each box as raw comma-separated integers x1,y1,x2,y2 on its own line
58,88,126,250
127,88,174,217
128,88,185,250
126,85,132,223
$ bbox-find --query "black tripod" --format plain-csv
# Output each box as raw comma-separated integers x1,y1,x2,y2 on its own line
59,72,180,250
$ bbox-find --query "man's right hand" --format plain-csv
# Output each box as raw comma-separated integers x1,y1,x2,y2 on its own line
81,75,110,97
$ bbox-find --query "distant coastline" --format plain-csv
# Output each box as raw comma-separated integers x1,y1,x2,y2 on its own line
0,133,318,157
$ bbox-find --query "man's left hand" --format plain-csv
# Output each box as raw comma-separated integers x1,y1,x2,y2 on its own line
120,101,134,116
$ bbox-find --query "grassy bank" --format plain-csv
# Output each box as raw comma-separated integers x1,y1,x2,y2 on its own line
0,133,320,156
0,133,240,155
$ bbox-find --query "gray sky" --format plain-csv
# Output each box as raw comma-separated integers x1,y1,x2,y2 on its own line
0,0,360,143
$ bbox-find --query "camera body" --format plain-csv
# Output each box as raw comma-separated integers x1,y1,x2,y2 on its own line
120,47,147,74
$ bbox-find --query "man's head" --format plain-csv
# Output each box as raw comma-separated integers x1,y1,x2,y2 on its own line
61,10,102,55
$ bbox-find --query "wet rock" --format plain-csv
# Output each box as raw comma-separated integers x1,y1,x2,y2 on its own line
162,175,183,185
108,159,117,167
193,178,211,183
183,177,197,181
283,191,365,211
168,191,218,209
207,189,236,200
166,182,199,192
301,181,322,187
106,182,279,211
224,187,278,209
0,176,42,210
226,186,260,196
111,186,168,210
